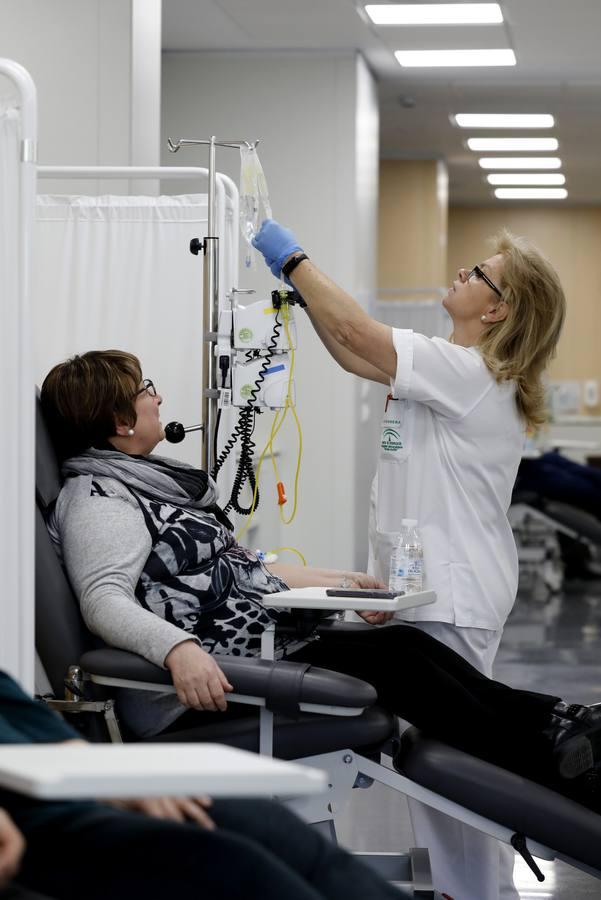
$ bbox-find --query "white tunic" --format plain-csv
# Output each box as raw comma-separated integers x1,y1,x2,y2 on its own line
368,329,524,630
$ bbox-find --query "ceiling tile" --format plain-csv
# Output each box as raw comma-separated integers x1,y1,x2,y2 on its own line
162,0,601,203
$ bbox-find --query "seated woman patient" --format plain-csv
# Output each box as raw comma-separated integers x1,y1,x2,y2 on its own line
41,351,601,806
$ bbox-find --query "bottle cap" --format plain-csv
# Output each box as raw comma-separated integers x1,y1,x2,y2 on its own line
401,518,418,527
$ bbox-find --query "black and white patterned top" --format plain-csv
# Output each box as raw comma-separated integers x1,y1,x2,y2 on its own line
129,486,301,658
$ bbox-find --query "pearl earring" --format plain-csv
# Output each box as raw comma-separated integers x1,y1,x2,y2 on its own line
480,315,487,322
127,428,135,436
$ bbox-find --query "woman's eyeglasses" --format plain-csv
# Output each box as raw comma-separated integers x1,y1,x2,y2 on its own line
468,265,503,299
133,379,157,398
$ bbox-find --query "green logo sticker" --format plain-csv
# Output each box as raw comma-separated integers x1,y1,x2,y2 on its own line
381,427,403,453
238,328,253,343
240,384,254,400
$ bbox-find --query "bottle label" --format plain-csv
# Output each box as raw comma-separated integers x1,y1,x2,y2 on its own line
218,388,232,409
392,558,423,578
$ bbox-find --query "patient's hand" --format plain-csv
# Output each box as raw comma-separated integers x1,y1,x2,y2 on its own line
165,640,234,712
345,572,386,590
0,809,25,888
357,610,395,626
346,573,394,625
109,796,215,830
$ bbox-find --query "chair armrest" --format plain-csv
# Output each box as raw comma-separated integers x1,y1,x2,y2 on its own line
80,648,377,716
544,501,601,545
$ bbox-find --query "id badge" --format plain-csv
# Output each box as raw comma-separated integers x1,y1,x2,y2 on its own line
380,396,412,462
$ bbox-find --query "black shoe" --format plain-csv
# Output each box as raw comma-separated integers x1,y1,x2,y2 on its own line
545,704,601,779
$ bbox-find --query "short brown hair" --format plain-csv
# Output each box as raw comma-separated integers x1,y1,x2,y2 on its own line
41,350,142,460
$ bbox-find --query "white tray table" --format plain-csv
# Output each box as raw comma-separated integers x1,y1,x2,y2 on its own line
0,743,327,800
265,586,436,613
257,587,437,754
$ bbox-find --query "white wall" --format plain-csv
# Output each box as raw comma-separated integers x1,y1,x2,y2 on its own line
0,1,162,686
0,61,37,689
162,50,379,570
0,0,161,193
352,55,381,571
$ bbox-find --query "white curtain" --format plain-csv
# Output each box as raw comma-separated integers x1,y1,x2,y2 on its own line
34,193,235,467
0,92,34,686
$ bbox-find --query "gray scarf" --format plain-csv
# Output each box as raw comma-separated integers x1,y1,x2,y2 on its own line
61,448,221,513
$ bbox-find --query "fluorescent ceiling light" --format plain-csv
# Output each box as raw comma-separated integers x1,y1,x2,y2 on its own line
395,49,516,67
455,114,554,128
468,137,558,151
365,4,503,25
494,188,568,199
479,157,562,169
487,173,566,186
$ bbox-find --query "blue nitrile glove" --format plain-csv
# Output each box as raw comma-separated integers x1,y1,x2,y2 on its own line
252,219,303,279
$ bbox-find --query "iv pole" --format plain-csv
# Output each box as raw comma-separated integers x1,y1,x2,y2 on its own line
167,136,258,473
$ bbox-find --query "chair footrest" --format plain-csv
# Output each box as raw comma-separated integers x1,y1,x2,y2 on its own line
398,728,601,875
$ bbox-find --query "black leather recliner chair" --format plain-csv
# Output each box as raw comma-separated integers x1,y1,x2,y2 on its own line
35,395,601,891
510,487,601,599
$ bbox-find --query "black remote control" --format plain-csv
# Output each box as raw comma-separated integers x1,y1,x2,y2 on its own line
325,589,403,599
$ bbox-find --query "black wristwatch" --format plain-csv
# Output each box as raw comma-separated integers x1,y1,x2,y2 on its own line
281,253,309,279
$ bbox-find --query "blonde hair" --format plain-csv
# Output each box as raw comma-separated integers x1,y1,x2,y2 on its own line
477,230,566,429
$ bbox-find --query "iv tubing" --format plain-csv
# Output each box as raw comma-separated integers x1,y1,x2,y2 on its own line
235,304,303,541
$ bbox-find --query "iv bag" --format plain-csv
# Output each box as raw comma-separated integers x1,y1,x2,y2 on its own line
240,144,272,268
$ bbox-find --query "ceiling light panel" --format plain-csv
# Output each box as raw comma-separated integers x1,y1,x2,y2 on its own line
494,188,568,199
455,114,554,129
395,49,516,67
479,157,562,170
468,138,559,151
365,4,503,25
487,173,566,186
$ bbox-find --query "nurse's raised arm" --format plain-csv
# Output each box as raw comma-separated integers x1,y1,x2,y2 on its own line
252,219,398,381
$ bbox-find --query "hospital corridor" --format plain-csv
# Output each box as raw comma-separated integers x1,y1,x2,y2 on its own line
1,2,601,899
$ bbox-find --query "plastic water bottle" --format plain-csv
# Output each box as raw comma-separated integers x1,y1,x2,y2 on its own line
389,519,424,595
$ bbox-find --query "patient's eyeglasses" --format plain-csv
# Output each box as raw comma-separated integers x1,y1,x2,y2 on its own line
468,265,503,299
133,379,157,399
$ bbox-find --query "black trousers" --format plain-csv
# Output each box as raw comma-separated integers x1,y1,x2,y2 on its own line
10,799,406,900
288,623,561,785
0,888,52,900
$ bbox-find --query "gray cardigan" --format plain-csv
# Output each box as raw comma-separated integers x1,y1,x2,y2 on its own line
51,475,196,736
53,474,193,669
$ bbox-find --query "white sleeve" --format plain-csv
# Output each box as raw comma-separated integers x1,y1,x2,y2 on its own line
391,329,494,418
58,491,196,669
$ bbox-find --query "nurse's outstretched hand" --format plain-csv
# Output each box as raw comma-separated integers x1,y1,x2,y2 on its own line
252,219,303,278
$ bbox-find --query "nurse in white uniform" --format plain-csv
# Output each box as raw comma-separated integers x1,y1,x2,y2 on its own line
253,222,566,900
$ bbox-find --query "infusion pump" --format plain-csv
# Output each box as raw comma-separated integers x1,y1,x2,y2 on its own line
217,295,298,409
